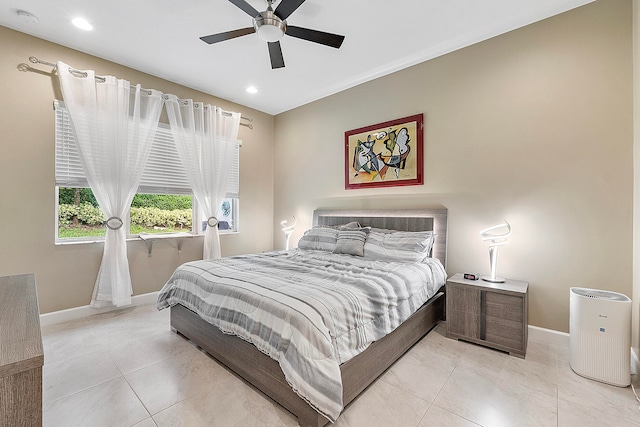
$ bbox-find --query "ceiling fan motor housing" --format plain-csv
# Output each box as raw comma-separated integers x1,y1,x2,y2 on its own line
254,10,286,42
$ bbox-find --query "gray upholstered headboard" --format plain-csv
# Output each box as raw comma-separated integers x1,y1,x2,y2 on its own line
313,209,448,268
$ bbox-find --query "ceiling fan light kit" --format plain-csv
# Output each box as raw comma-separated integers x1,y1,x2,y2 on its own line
254,10,286,42
200,0,345,69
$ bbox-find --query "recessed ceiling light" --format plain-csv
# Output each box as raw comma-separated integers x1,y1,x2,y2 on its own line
72,17,93,31
246,86,258,94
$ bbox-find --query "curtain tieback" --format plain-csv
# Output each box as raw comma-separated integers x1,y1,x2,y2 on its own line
106,217,124,230
206,216,219,228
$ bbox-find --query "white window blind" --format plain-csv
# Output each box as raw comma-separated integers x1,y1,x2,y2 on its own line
54,100,240,197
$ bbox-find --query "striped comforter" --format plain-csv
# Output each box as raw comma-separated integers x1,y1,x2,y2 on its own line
156,249,446,422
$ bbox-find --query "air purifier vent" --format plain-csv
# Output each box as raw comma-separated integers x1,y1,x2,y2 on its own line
570,288,629,301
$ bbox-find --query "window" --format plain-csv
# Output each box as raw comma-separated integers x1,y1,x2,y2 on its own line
54,100,240,241
196,198,238,233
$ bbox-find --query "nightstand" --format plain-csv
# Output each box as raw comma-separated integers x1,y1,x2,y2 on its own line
446,273,528,358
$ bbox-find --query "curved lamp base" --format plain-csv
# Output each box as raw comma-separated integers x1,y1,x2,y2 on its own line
481,221,511,286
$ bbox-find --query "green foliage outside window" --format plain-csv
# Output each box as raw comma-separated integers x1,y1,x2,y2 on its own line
57,188,194,239
131,194,192,210
58,204,192,228
58,187,99,207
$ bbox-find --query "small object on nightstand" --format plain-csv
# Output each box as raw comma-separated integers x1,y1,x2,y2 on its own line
463,273,480,280
446,272,528,358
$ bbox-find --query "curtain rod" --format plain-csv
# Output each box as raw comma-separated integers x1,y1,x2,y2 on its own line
31,56,108,85
29,56,254,128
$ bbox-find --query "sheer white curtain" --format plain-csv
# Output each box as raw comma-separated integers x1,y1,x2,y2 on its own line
164,95,240,259
57,61,163,307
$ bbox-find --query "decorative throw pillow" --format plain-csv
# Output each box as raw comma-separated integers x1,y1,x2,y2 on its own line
333,228,370,257
298,227,339,251
363,230,435,262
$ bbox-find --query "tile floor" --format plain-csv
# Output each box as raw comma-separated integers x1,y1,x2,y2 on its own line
41,303,640,427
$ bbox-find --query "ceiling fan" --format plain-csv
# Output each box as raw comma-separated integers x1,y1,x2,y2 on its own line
200,0,345,69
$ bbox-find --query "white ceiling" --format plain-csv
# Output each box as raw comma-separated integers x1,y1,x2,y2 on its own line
0,0,593,115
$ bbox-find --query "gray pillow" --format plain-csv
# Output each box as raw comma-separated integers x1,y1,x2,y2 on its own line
333,228,370,257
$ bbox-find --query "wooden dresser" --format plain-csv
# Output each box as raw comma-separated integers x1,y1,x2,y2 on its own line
0,273,44,426
446,273,528,358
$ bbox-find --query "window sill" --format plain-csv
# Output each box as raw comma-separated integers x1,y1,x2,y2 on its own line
55,238,107,246
55,230,237,247
55,233,202,246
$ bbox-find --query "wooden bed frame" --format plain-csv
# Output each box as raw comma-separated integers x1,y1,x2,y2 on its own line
170,209,448,427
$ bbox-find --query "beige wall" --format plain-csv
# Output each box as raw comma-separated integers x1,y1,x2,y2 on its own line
0,26,275,314
0,0,633,335
633,0,640,360
274,0,633,332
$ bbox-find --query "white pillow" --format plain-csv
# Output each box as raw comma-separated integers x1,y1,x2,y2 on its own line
298,227,339,251
338,221,361,230
320,221,361,230
363,230,435,262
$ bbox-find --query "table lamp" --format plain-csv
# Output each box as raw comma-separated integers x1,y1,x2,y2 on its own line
480,221,511,283
280,216,296,250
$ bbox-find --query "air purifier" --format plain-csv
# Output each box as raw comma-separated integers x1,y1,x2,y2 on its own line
569,287,631,387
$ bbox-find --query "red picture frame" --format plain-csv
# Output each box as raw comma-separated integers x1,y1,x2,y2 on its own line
345,114,424,190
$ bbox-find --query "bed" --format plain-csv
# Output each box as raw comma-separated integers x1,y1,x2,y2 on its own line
158,209,448,427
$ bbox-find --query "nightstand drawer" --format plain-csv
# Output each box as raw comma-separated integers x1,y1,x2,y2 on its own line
485,292,523,322
484,315,524,349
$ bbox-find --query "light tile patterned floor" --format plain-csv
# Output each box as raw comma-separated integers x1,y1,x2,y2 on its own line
41,304,640,426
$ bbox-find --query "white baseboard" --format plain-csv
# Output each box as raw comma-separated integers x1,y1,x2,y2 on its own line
39,306,640,374
39,292,159,327
528,324,569,346
40,305,571,336
528,325,640,376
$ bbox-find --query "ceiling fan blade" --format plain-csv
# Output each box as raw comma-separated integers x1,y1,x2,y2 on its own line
268,41,285,69
200,27,255,44
286,26,345,49
274,0,306,20
229,0,261,17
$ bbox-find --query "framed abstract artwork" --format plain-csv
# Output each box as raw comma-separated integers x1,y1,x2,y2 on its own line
344,113,424,190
